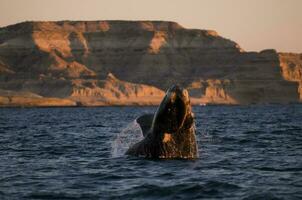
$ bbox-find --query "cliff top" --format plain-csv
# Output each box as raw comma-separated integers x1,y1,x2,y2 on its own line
0,20,220,37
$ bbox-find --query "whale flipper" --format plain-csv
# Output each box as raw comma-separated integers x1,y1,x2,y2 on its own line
136,114,154,137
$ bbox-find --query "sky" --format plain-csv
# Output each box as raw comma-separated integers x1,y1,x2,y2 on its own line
0,0,301,53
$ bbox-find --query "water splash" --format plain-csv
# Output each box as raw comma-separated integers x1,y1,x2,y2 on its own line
111,119,144,157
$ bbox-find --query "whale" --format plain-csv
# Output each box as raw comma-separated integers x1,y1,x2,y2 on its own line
126,85,198,159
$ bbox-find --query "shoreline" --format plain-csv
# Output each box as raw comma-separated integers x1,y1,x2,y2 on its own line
1,102,301,109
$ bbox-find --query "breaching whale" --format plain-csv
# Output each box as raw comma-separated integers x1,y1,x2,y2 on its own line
126,85,198,159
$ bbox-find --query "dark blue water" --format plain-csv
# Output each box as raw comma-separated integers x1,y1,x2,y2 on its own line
0,105,302,199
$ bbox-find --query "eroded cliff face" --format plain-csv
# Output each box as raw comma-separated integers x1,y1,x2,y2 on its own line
0,20,300,106
279,53,302,99
0,73,165,107
69,73,165,106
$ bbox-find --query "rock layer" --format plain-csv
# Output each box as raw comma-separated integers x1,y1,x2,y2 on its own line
279,53,302,99
0,73,165,107
0,20,301,106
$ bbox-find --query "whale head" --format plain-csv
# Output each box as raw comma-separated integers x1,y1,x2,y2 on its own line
152,85,193,133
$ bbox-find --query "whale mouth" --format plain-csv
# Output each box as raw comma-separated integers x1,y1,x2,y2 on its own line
154,85,191,133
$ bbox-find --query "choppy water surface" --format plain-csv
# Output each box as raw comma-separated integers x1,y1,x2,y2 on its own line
0,105,302,199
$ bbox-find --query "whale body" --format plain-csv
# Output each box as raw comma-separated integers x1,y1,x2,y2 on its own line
126,85,198,159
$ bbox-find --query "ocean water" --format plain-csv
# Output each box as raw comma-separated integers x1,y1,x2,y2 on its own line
0,105,301,200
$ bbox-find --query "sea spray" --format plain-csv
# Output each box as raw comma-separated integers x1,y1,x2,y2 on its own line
111,119,144,157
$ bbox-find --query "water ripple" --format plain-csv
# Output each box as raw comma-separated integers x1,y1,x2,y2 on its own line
0,105,301,199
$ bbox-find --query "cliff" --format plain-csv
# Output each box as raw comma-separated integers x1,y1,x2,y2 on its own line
279,53,302,99
0,73,165,107
0,20,300,106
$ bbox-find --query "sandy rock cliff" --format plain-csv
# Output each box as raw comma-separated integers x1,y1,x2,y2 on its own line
0,20,301,106
279,53,302,99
